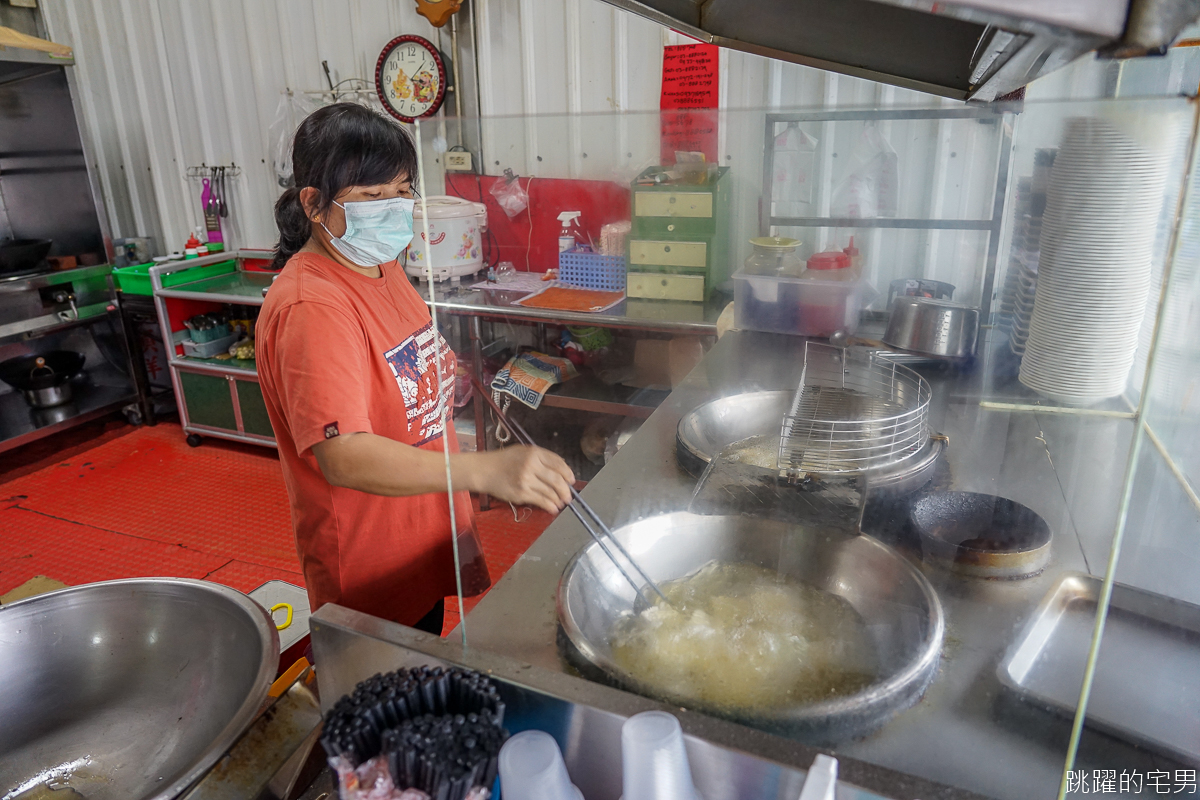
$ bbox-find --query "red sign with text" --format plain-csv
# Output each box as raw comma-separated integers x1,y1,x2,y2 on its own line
660,43,719,164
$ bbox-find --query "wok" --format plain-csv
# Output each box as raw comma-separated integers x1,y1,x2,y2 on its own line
557,512,944,740
0,350,86,391
0,238,52,276
0,578,279,800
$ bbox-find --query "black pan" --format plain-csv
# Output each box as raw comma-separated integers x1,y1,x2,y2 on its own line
0,239,52,276
0,351,85,391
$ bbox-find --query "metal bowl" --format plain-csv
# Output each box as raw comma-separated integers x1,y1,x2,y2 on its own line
557,512,944,740
883,296,979,359
0,578,279,800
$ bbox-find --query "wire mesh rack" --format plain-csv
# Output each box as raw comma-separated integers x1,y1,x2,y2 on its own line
778,342,932,481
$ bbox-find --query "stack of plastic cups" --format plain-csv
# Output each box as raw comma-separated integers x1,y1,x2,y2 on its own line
622,711,700,800
499,730,584,800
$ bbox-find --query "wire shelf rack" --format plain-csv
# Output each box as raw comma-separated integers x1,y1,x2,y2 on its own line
778,342,931,481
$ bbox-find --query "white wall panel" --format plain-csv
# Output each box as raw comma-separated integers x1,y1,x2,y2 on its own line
42,0,453,252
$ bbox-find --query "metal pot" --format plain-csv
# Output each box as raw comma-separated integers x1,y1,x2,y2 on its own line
0,578,279,800
557,512,944,740
23,381,74,408
884,296,979,359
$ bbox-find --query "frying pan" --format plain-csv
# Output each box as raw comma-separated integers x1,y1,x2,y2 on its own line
909,491,1051,579
0,238,52,276
0,351,86,407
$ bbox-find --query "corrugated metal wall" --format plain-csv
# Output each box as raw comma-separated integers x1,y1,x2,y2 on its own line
41,0,1189,297
41,0,460,254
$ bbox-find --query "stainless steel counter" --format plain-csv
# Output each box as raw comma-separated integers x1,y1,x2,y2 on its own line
460,330,1187,800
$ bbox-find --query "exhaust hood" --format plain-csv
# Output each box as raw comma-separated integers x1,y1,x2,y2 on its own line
598,0,1200,100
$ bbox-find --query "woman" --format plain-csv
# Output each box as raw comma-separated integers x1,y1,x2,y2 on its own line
257,103,574,634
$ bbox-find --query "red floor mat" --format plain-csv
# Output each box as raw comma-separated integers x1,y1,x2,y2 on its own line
0,506,227,590
5,424,299,573
0,422,557,638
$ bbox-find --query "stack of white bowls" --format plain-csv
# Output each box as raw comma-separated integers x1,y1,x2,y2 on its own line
1019,116,1177,405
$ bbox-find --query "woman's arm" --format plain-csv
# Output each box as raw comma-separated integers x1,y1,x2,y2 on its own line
312,432,575,513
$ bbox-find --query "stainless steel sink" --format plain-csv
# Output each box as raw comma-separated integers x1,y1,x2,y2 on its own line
0,578,279,800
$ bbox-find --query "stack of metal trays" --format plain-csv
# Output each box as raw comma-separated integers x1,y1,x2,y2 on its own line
778,342,931,482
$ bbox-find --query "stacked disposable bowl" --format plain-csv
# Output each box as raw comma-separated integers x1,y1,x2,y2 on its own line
1019,116,1177,406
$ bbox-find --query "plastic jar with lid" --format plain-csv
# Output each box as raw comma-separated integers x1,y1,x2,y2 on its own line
803,250,858,281
744,236,804,277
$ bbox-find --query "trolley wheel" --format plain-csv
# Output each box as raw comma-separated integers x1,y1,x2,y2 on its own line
122,404,143,426
186,434,203,448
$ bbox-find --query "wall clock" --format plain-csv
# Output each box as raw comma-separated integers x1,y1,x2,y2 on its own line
375,35,447,122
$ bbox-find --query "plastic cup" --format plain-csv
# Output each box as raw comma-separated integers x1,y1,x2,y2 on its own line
621,711,700,800
499,730,583,800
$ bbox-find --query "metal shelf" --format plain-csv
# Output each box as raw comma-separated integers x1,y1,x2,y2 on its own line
760,106,1014,321
768,217,997,231
0,364,136,455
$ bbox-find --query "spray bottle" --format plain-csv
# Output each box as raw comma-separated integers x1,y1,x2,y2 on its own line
557,211,582,253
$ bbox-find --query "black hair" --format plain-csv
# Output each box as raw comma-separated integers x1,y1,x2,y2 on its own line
272,102,419,270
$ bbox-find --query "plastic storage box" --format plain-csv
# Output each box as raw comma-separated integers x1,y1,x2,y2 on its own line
182,332,239,358
733,270,876,337
113,259,237,296
558,248,626,291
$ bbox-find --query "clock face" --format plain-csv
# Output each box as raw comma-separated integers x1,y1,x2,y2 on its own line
375,35,446,123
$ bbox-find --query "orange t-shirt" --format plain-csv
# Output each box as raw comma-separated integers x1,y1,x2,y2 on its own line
257,251,483,626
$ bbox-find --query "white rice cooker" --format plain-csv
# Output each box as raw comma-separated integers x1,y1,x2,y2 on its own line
404,195,489,281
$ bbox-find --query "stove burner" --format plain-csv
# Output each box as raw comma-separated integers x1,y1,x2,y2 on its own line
910,491,1052,579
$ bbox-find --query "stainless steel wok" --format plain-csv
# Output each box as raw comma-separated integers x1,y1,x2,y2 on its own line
676,390,945,497
557,512,944,740
0,578,279,800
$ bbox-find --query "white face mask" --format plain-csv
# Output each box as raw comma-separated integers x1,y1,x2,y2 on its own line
321,196,416,266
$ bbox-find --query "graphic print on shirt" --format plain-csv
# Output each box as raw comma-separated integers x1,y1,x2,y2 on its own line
383,321,456,445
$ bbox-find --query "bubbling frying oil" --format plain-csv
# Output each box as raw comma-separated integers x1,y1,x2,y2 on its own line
609,562,878,710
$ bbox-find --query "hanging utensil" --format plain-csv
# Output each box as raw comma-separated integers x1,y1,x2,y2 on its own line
471,376,672,608
219,166,229,217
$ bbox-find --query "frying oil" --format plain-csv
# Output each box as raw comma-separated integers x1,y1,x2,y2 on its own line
721,434,780,470
610,562,878,710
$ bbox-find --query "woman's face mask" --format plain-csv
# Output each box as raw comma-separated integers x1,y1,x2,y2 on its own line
322,195,415,267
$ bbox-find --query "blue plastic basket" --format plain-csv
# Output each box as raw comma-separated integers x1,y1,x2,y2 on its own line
558,248,626,291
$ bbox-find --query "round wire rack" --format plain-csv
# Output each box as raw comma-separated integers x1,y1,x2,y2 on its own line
777,342,932,480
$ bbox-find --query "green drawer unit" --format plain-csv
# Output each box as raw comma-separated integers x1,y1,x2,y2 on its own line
628,166,730,300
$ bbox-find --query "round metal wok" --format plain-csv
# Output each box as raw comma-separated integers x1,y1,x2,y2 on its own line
0,578,279,800
557,512,944,740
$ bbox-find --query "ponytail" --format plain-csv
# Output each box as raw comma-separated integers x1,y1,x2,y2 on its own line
271,103,418,272
271,186,310,271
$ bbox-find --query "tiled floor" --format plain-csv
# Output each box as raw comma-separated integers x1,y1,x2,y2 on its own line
0,421,552,636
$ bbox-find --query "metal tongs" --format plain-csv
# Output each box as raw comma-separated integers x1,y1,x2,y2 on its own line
473,381,671,608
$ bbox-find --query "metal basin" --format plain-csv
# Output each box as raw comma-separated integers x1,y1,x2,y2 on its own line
557,512,944,740
0,578,279,800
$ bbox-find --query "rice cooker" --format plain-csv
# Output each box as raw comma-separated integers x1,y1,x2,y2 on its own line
404,196,489,281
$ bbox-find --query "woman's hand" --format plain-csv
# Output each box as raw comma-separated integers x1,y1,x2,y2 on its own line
475,445,575,514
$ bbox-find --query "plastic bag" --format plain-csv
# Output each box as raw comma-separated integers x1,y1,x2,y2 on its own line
489,170,528,218
772,124,819,214
270,92,321,188
831,122,898,219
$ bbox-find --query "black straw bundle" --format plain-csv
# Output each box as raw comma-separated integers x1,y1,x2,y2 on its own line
321,665,508,800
